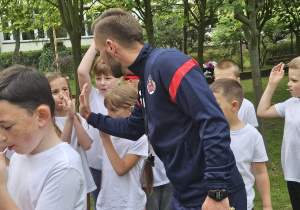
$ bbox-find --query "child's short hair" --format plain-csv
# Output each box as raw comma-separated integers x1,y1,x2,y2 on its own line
210,78,244,108
288,56,300,70
215,59,240,78
104,83,137,109
0,65,55,116
93,57,113,76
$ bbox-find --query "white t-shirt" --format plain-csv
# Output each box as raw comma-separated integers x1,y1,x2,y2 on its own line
55,115,96,193
230,124,268,210
8,142,86,210
275,97,300,183
97,135,148,210
238,98,259,127
149,144,170,187
86,87,107,170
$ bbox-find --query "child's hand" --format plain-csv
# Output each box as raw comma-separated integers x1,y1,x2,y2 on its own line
268,62,285,85
0,152,8,188
62,94,75,119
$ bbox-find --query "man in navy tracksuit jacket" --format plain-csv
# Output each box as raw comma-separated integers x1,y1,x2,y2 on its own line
80,8,246,209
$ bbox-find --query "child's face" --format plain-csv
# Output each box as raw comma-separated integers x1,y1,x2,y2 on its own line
287,69,300,98
106,104,132,119
94,74,121,96
0,100,42,155
214,69,239,82
49,78,70,110
213,92,232,122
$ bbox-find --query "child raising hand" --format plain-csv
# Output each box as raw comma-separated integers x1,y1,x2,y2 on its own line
46,73,96,199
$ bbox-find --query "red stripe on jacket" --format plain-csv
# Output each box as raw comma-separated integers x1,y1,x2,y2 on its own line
136,99,141,107
169,58,199,103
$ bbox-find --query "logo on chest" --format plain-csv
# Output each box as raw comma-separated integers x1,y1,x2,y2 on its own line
147,75,156,94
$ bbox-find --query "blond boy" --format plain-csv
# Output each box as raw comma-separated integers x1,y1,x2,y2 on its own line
78,42,121,206
257,58,300,209
214,59,259,127
211,78,272,210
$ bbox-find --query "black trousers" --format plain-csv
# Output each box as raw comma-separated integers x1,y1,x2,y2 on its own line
287,181,300,210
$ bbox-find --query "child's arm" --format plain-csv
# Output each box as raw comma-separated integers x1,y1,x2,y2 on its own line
257,62,284,118
78,42,97,93
73,114,92,150
59,96,75,144
99,131,140,176
0,153,20,210
252,162,272,210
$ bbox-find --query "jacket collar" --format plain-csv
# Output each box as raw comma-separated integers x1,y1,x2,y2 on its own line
128,43,152,79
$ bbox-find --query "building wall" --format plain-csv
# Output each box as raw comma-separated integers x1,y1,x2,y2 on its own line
0,33,94,53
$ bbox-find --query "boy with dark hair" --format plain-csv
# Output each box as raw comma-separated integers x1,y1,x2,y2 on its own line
211,78,272,210
214,59,259,127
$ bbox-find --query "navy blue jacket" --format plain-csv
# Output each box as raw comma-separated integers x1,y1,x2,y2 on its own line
88,44,244,207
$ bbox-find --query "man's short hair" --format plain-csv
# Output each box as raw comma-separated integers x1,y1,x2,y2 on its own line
92,8,144,48
210,78,244,108
215,59,240,78
288,56,300,70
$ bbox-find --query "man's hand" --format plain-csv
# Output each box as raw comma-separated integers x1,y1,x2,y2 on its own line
202,196,230,210
79,83,92,120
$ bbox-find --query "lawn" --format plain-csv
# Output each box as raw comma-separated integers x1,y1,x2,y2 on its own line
241,75,292,209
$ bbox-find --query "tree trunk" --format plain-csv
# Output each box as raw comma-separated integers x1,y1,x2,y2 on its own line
295,30,300,56
245,25,267,148
69,32,82,110
12,28,20,65
144,0,154,47
197,24,205,67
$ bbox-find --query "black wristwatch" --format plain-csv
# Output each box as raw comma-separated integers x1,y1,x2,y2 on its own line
207,189,228,201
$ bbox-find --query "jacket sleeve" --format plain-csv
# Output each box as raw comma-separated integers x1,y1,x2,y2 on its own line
87,100,145,141
157,52,235,190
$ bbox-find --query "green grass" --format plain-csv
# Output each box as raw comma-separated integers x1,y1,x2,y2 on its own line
241,75,292,209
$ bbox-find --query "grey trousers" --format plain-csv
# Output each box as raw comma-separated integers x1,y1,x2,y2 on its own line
146,182,173,210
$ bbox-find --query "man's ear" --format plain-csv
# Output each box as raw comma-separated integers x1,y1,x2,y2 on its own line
36,105,52,128
106,39,116,55
236,77,241,83
231,101,239,112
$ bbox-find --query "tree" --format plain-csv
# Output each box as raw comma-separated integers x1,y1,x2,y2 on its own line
184,0,224,66
229,0,274,146
278,0,300,55
0,0,36,65
43,0,86,106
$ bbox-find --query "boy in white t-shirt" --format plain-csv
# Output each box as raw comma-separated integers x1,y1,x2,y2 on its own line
257,58,300,209
0,66,86,210
214,59,259,127
78,42,122,208
211,78,272,210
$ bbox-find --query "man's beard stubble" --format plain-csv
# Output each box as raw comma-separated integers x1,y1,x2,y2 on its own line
105,50,124,78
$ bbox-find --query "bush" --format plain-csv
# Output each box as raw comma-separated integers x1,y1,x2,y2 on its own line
266,40,296,57
39,43,72,71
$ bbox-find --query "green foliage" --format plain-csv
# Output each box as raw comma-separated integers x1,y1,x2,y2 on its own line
38,43,72,72
266,40,296,57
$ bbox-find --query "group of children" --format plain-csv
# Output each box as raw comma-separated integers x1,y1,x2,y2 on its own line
210,57,300,210
0,48,299,210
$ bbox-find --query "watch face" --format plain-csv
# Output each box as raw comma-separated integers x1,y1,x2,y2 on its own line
208,190,228,201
